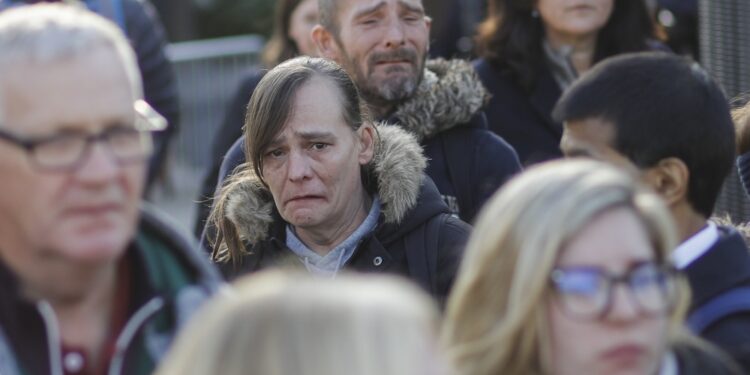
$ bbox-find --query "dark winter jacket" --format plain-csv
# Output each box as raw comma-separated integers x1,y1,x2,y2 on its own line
683,226,750,372
0,206,221,375
473,58,564,166
384,59,521,223
211,125,470,301
121,0,180,188
672,341,743,375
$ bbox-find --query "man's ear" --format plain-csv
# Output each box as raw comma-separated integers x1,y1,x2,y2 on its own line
312,25,340,60
642,157,689,206
357,123,376,165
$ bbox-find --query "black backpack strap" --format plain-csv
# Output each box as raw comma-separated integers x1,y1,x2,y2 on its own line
687,287,750,333
405,214,448,295
440,132,475,222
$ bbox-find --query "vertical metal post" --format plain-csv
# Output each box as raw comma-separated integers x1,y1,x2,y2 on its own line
700,0,750,221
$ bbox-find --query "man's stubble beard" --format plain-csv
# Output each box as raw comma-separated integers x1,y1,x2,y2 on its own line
338,46,427,118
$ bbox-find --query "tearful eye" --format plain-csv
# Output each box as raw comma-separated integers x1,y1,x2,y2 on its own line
311,143,328,150
267,149,285,158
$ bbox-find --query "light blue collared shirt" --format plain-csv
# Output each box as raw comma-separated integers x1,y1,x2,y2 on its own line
286,196,381,277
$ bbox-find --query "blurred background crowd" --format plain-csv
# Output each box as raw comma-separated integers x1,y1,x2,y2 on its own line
0,0,749,374
137,0,750,235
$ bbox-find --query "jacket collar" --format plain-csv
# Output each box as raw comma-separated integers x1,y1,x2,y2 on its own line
684,225,750,307
0,209,220,375
224,124,427,247
386,58,489,141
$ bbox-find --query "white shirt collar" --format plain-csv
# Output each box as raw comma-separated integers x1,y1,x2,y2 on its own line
658,351,679,375
671,221,719,269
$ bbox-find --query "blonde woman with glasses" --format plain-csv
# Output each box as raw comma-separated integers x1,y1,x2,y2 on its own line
442,159,740,375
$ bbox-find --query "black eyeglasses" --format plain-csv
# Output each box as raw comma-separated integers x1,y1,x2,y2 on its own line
0,100,166,172
550,262,677,320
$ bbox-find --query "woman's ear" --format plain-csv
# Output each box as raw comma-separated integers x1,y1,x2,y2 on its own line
357,123,376,165
642,157,689,207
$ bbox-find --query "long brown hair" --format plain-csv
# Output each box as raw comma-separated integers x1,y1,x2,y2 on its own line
208,57,372,266
261,0,307,67
476,0,656,92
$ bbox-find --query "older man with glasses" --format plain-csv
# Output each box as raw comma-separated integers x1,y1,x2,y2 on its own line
0,4,219,375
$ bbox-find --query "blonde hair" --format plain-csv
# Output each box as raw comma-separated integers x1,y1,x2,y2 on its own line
732,97,750,130
0,3,142,104
732,97,750,154
156,271,446,375
441,159,691,375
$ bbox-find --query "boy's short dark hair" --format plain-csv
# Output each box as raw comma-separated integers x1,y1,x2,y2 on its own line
553,52,735,218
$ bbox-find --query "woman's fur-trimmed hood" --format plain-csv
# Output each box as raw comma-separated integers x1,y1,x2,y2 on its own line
393,58,489,141
222,124,427,246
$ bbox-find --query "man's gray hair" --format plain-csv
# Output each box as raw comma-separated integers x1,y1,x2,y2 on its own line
0,3,142,99
317,0,339,35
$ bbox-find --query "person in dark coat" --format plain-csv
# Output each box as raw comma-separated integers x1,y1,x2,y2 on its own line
120,0,181,189
194,0,319,236
554,52,750,372
214,58,522,225
208,57,469,302
474,0,660,165
306,0,521,223
206,0,521,229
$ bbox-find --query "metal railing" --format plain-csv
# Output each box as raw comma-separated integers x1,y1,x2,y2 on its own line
700,0,750,222
167,34,264,168
151,34,264,232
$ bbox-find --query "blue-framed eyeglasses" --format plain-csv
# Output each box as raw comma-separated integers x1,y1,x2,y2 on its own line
0,100,166,172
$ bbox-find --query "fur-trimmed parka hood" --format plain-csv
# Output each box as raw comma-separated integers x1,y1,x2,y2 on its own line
390,58,489,141
221,124,428,247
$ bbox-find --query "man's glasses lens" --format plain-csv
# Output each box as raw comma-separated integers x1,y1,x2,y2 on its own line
0,100,163,172
33,133,86,167
32,126,152,170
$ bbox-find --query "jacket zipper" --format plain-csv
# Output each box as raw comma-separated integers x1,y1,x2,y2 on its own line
37,297,165,375
36,301,64,375
107,296,164,375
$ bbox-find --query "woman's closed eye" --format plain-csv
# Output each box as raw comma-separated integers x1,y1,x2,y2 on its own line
266,148,285,158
